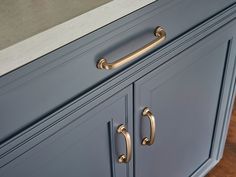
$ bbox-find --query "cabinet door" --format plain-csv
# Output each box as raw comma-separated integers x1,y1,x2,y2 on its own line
134,23,236,177
0,86,133,177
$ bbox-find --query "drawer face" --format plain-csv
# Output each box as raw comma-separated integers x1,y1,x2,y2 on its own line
0,0,234,143
134,22,236,177
0,86,133,177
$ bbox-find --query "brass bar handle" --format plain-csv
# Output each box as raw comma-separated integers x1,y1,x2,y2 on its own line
97,26,166,70
117,124,132,163
142,107,156,146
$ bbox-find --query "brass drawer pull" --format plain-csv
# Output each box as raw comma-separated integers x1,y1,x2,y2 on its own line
142,107,156,146
117,124,132,163
97,26,166,70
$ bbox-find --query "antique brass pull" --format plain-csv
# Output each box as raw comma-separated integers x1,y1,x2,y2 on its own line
97,26,166,70
142,107,156,146
117,124,132,163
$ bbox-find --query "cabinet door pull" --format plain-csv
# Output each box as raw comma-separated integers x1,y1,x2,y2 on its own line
142,107,156,146
97,26,166,70
117,124,132,163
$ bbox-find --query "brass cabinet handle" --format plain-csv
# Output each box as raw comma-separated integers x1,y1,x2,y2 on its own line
117,124,132,163
142,107,156,146
97,26,166,70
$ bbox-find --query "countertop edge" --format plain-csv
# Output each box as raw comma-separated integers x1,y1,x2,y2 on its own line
0,0,155,76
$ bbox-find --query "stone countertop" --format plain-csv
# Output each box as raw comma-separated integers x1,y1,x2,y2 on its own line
0,0,155,76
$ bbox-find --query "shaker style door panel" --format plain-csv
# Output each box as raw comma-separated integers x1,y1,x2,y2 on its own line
0,86,133,177
134,23,236,177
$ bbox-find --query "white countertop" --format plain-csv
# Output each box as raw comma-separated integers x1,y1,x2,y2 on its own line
0,0,155,76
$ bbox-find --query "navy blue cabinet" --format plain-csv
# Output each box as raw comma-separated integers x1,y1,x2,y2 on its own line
0,1,236,177
134,21,236,177
0,0,235,143
0,86,133,177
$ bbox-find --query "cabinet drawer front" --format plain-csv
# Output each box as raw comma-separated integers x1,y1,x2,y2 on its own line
0,0,234,143
0,86,133,177
134,22,236,177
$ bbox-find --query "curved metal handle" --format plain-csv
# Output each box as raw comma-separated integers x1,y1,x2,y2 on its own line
142,107,156,146
117,124,132,163
97,26,166,70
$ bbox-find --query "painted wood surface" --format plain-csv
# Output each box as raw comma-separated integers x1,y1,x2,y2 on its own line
134,23,234,177
207,102,236,177
0,86,133,177
0,2,235,177
1,1,236,170
0,0,235,144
